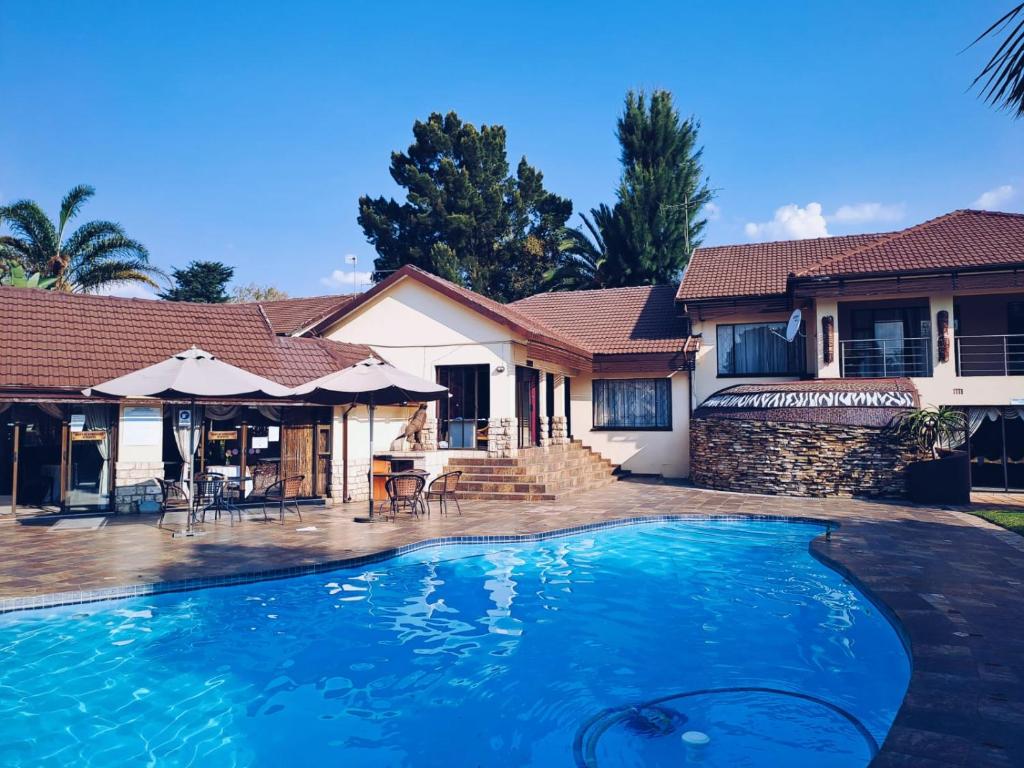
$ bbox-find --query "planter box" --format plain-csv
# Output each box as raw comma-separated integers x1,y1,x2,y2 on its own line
906,451,970,505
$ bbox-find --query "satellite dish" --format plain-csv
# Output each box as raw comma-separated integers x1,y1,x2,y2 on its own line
785,308,803,342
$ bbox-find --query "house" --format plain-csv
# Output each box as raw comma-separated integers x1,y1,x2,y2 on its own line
678,209,1024,495
3,208,1023,515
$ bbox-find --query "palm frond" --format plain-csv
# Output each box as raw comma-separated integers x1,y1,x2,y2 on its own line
0,200,58,268
971,3,1024,117
61,220,129,258
58,184,95,235
70,259,162,292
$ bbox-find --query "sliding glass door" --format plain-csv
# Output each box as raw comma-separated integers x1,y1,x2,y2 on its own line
436,365,489,449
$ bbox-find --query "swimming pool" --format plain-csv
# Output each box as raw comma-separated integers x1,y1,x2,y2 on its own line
0,519,909,767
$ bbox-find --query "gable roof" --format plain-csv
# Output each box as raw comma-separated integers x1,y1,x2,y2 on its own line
512,285,696,354
0,287,370,395
309,265,593,362
677,233,885,302
793,209,1024,279
677,209,1024,304
258,294,357,336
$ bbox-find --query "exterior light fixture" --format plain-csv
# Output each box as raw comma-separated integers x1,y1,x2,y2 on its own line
494,365,506,373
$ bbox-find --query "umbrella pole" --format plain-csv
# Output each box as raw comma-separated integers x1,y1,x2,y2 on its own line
354,398,376,523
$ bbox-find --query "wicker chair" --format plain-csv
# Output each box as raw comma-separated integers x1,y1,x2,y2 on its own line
263,475,304,523
156,477,187,512
384,473,427,520
193,473,235,524
425,471,463,516
251,461,279,497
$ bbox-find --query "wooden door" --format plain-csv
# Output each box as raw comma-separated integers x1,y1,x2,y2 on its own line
282,423,315,497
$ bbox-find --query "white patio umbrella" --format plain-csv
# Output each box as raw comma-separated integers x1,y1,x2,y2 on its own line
290,356,447,522
84,346,292,534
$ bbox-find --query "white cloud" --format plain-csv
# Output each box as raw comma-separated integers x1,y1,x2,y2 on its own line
744,199,908,242
320,269,374,291
972,184,1015,211
90,283,159,300
703,201,721,221
828,202,905,225
744,202,829,241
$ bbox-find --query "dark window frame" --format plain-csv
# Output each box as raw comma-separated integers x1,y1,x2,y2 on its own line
716,321,806,378
591,378,673,432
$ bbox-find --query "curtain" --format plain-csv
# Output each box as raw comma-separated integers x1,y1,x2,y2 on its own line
172,405,203,491
257,405,282,422
966,407,1024,439
36,403,64,420
0,403,9,417
204,404,242,421
593,379,671,429
83,405,112,498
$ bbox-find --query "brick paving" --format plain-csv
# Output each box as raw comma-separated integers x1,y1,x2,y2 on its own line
1,478,1023,767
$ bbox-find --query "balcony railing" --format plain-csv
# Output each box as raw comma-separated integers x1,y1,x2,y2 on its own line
839,337,933,378
955,334,1024,376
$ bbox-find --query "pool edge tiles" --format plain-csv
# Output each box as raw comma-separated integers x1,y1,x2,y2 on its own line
0,514,839,615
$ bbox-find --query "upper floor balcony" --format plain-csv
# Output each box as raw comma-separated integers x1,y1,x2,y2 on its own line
954,293,1024,377
837,299,933,378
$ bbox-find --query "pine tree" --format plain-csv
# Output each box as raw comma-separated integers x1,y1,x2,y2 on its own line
159,261,234,303
358,111,572,301
548,90,712,290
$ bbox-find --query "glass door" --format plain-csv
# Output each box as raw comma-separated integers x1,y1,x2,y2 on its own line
66,405,114,510
436,365,489,449
515,367,539,448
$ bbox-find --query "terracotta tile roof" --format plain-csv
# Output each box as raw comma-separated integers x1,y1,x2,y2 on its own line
0,288,371,393
677,233,885,301
258,294,357,335
310,265,593,361
794,209,1024,278
512,285,694,354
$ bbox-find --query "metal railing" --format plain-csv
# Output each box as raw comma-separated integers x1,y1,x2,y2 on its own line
955,334,1024,376
839,337,933,378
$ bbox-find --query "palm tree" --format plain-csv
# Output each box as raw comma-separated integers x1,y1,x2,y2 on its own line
972,3,1024,118
545,206,627,291
0,185,161,292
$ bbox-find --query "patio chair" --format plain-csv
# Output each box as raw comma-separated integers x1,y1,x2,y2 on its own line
384,473,427,520
263,475,304,523
251,461,279,497
193,473,237,525
425,471,463,516
156,477,187,513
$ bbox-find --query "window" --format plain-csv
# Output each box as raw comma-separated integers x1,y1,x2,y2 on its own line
436,365,490,449
716,322,806,376
592,378,672,430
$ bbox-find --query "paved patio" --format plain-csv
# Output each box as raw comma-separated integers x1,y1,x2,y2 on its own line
1,479,1023,767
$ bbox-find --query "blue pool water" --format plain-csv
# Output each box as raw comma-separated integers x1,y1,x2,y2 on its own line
0,520,909,767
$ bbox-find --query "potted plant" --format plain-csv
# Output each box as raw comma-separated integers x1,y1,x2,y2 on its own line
894,406,970,504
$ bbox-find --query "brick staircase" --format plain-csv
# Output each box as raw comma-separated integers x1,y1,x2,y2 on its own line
442,440,620,501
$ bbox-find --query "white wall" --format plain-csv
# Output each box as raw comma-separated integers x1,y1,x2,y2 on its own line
321,278,519,417
689,311,804,408
571,371,690,478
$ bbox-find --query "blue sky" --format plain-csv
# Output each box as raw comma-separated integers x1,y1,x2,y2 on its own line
2,1,1021,298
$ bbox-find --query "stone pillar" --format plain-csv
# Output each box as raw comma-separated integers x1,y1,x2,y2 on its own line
113,462,165,513
551,415,569,445
421,418,438,451
487,417,518,458
114,403,165,513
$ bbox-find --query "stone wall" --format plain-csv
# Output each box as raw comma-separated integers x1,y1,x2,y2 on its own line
113,461,165,513
690,416,921,499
